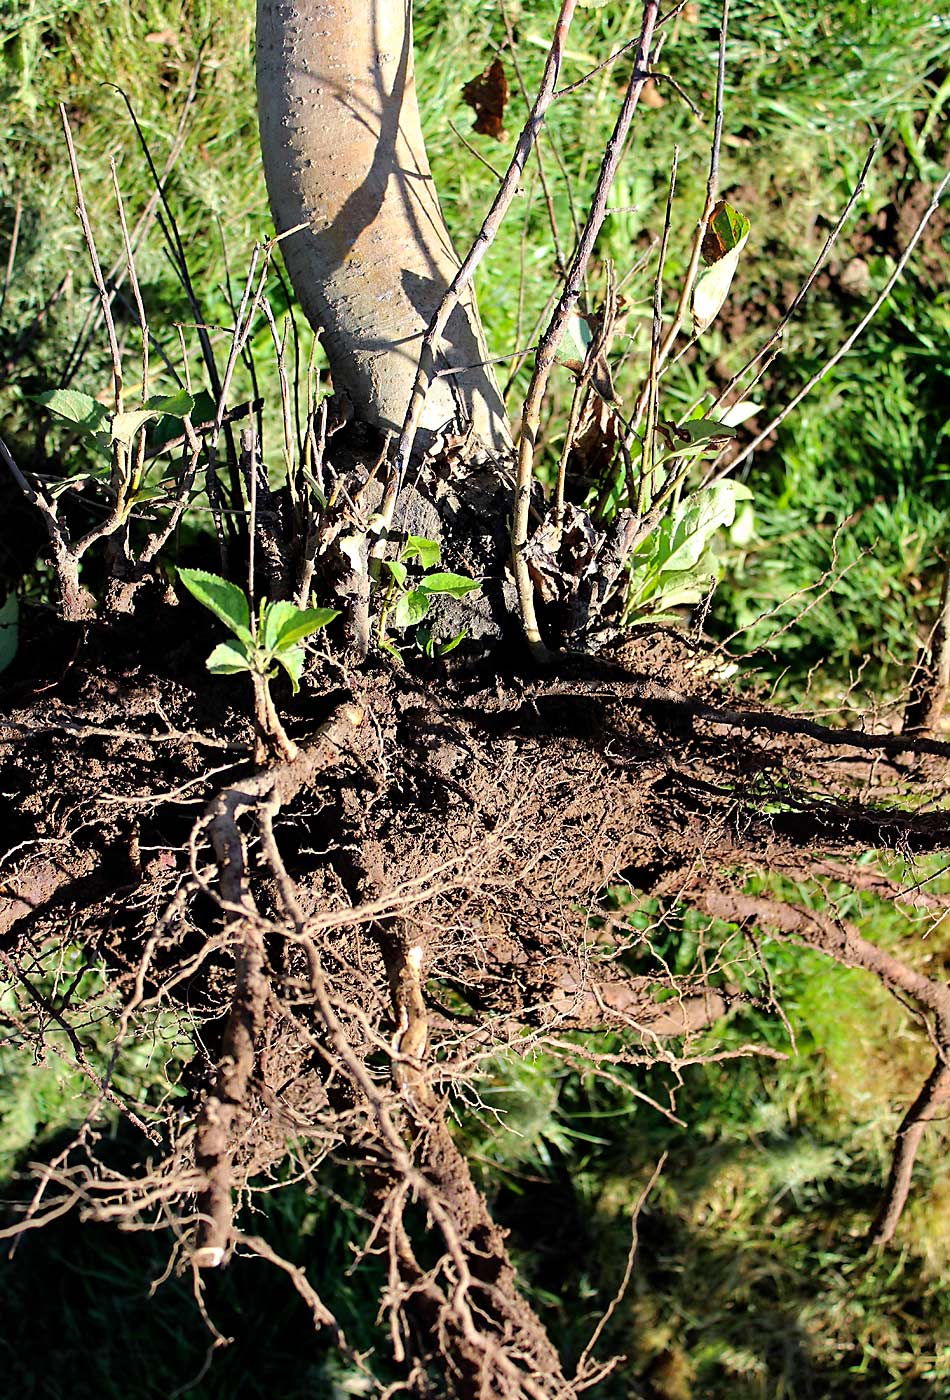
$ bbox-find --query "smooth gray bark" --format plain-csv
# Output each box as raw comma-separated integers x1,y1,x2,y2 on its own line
257,0,509,445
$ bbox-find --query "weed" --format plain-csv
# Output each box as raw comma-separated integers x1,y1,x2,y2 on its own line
179,567,337,694
375,535,480,657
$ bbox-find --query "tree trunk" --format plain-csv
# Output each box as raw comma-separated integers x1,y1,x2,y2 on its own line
256,0,509,446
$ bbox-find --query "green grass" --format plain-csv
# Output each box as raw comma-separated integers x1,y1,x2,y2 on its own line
2,1,950,1395
0,941,194,1178
713,266,950,697
3,0,948,677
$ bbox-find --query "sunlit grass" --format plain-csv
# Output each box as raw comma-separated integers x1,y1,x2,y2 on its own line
1,1,949,1394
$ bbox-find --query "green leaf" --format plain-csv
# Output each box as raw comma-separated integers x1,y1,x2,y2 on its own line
701,201,751,263
261,602,285,652
692,246,746,334
110,408,160,445
401,536,441,569
275,644,306,693
110,390,197,445
148,388,216,451
559,310,593,371
187,388,218,424
678,418,737,446
46,469,105,497
628,552,718,617
659,482,750,576
628,480,755,619
648,550,720,612
206,640,252,675
730,499,757,548
417,572,481,598
33,389,111,434
383,559,408,590
0,593,19,675
437,628,468,657
178,568,253,643
655,418,737,465
144,389,194,419
262,601,339,651
392,589,431,630
693,203,751,334
415,625,435,658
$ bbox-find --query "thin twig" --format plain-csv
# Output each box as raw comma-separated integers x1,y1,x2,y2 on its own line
724,167,950,476
377,0,581,536
511,0,661,657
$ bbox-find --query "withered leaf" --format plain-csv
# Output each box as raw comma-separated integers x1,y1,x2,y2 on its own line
462,57,509,141
700,200,750,265
571,396,622,484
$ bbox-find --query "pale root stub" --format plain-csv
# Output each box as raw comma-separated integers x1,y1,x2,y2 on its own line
257,0,509,446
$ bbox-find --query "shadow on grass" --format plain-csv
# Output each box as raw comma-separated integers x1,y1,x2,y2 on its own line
0,1128,386,1400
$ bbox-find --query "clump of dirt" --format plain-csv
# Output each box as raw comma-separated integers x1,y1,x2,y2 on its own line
3,602,950,1398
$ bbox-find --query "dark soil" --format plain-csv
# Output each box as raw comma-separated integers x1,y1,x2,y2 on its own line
4,583,950,1397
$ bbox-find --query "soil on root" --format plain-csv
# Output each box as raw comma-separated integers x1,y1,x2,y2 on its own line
3,609,950,1396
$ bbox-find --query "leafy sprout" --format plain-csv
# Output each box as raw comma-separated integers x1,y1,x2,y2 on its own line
177,568,338,694
32,386,199,509
377,536,481,658
626,478,754,618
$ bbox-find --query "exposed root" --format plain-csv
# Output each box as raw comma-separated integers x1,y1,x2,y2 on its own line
697,891,950,1242
189,702,369,1266
3,632,950,1391
868,1057,950,1247
191,797,268,1266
